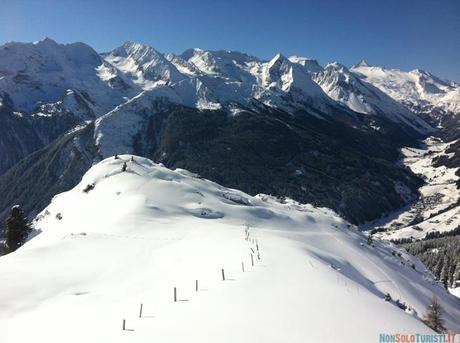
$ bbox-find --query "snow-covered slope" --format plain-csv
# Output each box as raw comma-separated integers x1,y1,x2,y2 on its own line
1,156,459,342
0,38,137,116
104,42,186,89
351,63,460,126
288,55,323,74
312,62,433,134
0,38,142,173
104,43,336,114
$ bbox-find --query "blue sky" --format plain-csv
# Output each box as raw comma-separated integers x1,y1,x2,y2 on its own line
1,0,459,81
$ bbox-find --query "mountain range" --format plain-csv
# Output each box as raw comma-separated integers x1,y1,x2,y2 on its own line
0,38,459,232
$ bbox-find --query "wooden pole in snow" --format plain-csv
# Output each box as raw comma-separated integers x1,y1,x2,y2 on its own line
242,262,245,272
221,268,225,281
174,287,177,302
139,303,143,318
122,319,126,331
196,280,199,292
251,254,254,266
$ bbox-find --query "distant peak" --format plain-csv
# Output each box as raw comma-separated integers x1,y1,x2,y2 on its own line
273,52,286,60
326,61,347,70
354,60,371,68
180,48,206,60
33,37,58,46
109,41,161,59
268,53,288,66
289,56,316,63
122,41,152,51
412,68,429,76
288,56,323,73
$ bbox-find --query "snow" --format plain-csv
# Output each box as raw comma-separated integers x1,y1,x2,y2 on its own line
1,155,459,342
314,63,434,134
93,88,183,157
351,64,460,123
104,44,334,115
288,56,323,74
449,287,460,299
0,38,440,135
104,42,186,90
367,137,460,240
0,38,139,117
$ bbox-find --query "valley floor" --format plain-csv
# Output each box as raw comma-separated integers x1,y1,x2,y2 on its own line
365,136,460,240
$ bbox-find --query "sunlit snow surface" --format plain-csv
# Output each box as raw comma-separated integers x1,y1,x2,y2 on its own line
1,156,459,343
352,64,460,121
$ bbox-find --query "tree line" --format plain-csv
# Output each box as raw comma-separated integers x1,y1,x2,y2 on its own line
402,235,460,289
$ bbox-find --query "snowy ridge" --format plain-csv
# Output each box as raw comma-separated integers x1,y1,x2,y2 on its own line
0,156,459,342
0,38,138,117
103,42,439,133
351,64,460,125
313,62,433,133
0,38,443,134
104,42,186,88
105,43,335,114
93,88,184,157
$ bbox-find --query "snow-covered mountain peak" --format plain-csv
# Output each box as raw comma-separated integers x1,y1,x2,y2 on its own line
180,47,205,60
288,56,323,74
0,39,131,115
353,59,371,68
105,42,185,88
265,53,302,85
352,63,460,120
324,61,348,72
0,38,101,74
179,48,222,75
313,62,434,133
260,53,330,105
179,48,259,78
267,52,288,68
32,36,60,47
114,41,162,61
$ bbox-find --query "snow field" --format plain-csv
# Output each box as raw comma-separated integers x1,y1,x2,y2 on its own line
1,155,459,343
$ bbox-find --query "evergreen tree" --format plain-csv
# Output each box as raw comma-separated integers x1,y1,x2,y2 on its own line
448,260,456,287
5,205,31,252
122,162,127,172
422,296,446,333
367,234,373,246
453,262,460,288
434,258,444,279
440,260,450,289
